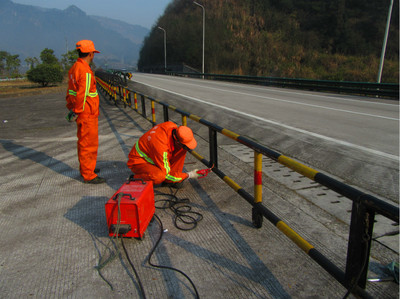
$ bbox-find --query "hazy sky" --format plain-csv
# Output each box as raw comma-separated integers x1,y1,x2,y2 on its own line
11,0,172,28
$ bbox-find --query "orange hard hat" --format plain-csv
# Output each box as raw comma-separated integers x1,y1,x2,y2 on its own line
176,126,197,150
76,40,100,53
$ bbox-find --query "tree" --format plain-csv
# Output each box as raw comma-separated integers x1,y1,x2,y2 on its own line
0,51,21,77
27,64,63,87
27,48,63,86
40,48,59,65
5,54,20,77
137,0,399,81
61,50,78,71
25,57,40,70
0,51,8,75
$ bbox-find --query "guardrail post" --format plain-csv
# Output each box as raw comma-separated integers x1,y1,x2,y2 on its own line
127,90,132,107
182,115,187,126
122,87,126,108
252,151,263,228
118,86,122,102
209,128,218,168
345,200,375,289
163,105,169,122
108,81,113,101
134,93,138,111
141,95,146,117
151,100,156,125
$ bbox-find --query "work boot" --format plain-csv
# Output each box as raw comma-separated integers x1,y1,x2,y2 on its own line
84,176,106,184
161,181,184,189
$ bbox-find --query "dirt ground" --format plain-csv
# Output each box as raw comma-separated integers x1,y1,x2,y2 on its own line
0,78,68,98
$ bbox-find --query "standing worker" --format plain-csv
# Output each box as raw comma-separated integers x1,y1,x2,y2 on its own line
127,121,201,188
66,40,105,184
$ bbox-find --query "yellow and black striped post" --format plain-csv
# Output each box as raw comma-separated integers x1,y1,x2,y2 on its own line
252,151,263,228
151,100,156,125
182,115,187,126
134,93,138,110
254,151,262,204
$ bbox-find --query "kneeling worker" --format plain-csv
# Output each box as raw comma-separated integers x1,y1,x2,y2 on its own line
127,121,200,188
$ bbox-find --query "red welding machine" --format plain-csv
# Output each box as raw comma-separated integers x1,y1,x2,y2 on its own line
105,177,155,238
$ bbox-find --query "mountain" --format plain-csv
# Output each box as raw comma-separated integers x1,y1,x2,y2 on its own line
138,0,399,82
0,0,150,69
90,16,149,45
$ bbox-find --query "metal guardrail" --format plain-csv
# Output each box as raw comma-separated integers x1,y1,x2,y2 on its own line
95,71,398,298
168,72,399,99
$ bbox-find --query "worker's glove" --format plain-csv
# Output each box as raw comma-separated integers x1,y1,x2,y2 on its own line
187,169,200,179
66,110,78,122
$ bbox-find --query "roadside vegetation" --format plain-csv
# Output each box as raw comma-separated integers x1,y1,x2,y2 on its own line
0,47,78,88
0,48,76,96
139,0,399,83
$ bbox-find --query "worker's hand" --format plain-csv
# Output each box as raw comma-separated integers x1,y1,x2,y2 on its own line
187,169,200,179
66,110,78,122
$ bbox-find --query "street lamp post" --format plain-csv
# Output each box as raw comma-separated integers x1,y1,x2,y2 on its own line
377,0,394,83
193,1,205,78
158,26,167,73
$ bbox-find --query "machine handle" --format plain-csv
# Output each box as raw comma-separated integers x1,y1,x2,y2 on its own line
113,192,135,201
127,175,146,185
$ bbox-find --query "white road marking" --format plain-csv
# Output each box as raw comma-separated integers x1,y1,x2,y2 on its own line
132,80,399,161
134,77,399,121
168,76,399,107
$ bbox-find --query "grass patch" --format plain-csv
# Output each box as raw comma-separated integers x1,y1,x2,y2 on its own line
0,78,68,98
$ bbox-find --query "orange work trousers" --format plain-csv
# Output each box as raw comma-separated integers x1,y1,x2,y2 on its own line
130,147,187,185
76,116,98,181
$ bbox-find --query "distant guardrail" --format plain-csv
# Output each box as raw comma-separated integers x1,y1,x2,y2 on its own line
168,72,399,99
0,77,26,82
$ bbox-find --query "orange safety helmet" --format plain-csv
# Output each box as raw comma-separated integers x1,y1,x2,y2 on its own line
76,40,100,53
176,126,197,150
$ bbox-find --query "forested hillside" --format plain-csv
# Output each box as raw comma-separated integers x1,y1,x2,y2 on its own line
138,0,399,82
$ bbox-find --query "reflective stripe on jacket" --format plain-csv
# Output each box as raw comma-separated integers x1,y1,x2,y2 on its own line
66,58,99,117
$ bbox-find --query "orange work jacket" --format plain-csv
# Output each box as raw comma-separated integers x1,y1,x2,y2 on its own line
66,58,99,118
127,121,189,182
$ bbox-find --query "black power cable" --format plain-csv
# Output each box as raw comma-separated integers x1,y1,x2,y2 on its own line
148,214,200,299
121,237,146,299
154,190,203,231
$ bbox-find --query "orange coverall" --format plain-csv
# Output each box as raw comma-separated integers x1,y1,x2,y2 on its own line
127,122,189,184
66,58,99,181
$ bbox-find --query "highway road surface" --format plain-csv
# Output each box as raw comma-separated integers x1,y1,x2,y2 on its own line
129,73,399,203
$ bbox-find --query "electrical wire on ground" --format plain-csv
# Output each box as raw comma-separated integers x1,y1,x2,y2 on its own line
148,214,200,299
95,193,124,290
121,237,146,299
154,189,203,231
